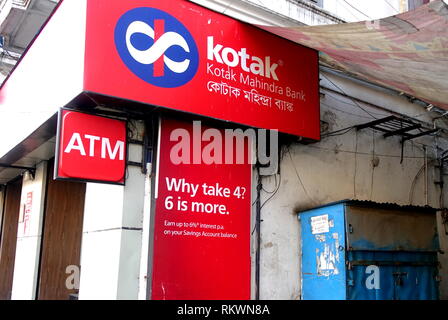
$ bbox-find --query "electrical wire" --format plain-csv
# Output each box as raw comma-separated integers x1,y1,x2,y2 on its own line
250,171,282,236
322,86,448,136
251,171,280,208
383,0,400,14
408,155,441,205
251,195,259,207
322,74,378,119
323,126,356,138
261,173,279,194
340,0,372,20
287,147,315,205
322,91,391,117
321,125,356,138
370,129,376,200
321,102,373,120
260,173,282,210
321,114,440,155
408,163,426,204
0,48,19,61
302,143,430,159
333,0,366,21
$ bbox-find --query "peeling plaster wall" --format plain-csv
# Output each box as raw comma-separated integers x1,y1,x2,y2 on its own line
257,70,448,300
11,162,47,300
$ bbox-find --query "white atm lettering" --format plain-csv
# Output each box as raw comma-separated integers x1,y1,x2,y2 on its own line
64,133,86,156
207,36,279,81
365,265,380,290
64,133,124,160
85,134,100,157
101,138,125,160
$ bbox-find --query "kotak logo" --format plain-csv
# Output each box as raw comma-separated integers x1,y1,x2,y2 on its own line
115,7,199,88
207,37,280,81
56,111,127,184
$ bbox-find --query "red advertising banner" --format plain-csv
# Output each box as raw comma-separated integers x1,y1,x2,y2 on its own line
152,118,252,300
55,110,127,184
85,0,320,140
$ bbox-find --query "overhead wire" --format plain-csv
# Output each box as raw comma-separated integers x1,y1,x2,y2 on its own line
383,0,400,14
0,47,20,61
322,90,391,117
251,175,280,207
322,74,378,119
321,125,356,138
260,173,282,210
321,102,373,119
287,147,315,205
408,159,438,204
262,173,279,194
340,0,372,20
302,142,432,160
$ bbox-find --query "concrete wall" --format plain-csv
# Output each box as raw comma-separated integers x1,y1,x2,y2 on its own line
257,70,448,299
0,0,86,158
11,162,47,299
0,0,445,301
78,120,149,300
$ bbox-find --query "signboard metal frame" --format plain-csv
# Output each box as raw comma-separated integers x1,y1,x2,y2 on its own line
54,108,129,186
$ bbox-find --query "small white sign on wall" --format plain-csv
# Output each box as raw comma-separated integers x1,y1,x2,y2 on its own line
311,214,330,234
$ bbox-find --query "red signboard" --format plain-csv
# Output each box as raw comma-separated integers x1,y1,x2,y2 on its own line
151,118,252,300
84,0,320,140
55,110,127,184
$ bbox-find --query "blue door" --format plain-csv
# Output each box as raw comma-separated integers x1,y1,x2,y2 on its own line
393,265,439,300
347,252,439,300
300,204,347,300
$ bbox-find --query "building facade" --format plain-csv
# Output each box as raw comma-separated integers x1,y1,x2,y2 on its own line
0,0,447,300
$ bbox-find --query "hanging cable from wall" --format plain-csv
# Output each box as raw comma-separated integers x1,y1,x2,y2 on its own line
255,166,262,300
253,142,284,300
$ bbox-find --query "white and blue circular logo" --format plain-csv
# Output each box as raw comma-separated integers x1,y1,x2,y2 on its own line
115,7,199,88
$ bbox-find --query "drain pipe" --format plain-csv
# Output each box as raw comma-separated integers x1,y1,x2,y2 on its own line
255,166,262,300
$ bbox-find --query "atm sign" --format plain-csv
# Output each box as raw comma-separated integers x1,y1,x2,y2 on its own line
55,110,127,184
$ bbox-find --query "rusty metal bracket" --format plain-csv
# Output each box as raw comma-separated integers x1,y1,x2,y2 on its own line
0,163,36,178
442,209,448,235
356,116,440,163
350,260,438,267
